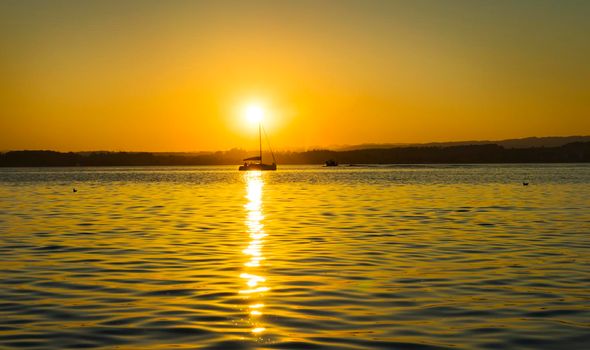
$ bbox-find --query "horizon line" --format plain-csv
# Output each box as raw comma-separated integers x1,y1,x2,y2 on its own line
2,135,590,154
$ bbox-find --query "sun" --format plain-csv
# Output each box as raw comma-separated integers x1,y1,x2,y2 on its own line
245,104,265,124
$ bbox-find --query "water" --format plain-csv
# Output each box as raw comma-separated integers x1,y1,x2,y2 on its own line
0,164,589,349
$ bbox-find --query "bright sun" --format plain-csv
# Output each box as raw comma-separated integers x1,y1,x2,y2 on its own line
245,104,264,124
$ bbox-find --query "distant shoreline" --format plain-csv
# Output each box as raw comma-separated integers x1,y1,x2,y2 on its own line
1,142,589,167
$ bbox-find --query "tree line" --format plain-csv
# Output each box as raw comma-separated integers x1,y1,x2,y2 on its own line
1,142,589,166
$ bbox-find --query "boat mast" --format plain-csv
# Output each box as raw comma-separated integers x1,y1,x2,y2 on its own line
259,122,262,163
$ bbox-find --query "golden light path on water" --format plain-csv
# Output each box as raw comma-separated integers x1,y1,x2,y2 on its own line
0,166,589,349
240,171,269,336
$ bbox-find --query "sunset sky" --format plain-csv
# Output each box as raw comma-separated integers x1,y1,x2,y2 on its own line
1,0,589,152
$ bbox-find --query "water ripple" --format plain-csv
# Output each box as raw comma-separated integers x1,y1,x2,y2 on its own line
0,165,589,349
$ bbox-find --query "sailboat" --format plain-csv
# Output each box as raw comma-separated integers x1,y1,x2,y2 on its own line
239,121,277,171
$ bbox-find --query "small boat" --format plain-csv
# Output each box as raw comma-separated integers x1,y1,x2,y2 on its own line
239,159,276,171
239,122,277,171
324,159,338,167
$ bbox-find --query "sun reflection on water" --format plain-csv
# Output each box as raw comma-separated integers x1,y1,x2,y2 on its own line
241,171,269,335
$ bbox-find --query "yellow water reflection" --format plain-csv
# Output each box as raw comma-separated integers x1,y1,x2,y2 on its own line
241,171,269,335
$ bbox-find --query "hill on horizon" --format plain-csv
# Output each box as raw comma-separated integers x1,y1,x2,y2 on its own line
2,140,589,166
334,136,590,151
2,136,590,155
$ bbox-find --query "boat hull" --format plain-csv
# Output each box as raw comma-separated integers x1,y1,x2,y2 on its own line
239,163,277,171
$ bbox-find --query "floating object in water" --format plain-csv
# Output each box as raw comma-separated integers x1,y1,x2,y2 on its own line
324,159,338,167
523,182,529,186
72,188,77,192
239,120,277,171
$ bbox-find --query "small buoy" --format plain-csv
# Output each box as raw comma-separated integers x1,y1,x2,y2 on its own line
73,188,77,193
522,182,529,186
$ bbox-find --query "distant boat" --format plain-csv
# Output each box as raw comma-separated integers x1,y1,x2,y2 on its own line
239,122,277,171
324,159,338,167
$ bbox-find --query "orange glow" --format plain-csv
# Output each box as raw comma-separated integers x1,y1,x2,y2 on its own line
1,2,588,151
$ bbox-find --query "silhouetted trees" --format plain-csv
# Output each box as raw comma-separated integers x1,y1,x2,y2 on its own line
1,142,589,166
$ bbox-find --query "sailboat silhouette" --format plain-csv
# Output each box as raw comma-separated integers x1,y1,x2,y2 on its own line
239,122,277,171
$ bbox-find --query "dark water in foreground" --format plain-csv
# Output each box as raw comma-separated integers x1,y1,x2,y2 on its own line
0,164,589,350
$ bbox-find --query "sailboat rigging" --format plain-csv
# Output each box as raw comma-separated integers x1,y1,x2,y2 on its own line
239,122,277,171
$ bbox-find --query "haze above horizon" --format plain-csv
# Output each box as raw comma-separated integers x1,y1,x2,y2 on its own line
1,0,589,152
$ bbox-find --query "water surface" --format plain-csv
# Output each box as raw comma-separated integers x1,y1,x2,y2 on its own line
1,165,589,349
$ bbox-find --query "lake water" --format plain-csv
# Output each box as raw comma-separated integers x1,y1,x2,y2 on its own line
0,164,589,350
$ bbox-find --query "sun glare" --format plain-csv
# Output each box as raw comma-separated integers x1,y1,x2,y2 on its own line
245,105,264,124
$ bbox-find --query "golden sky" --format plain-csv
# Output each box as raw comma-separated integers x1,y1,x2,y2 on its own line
1,0,589,151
